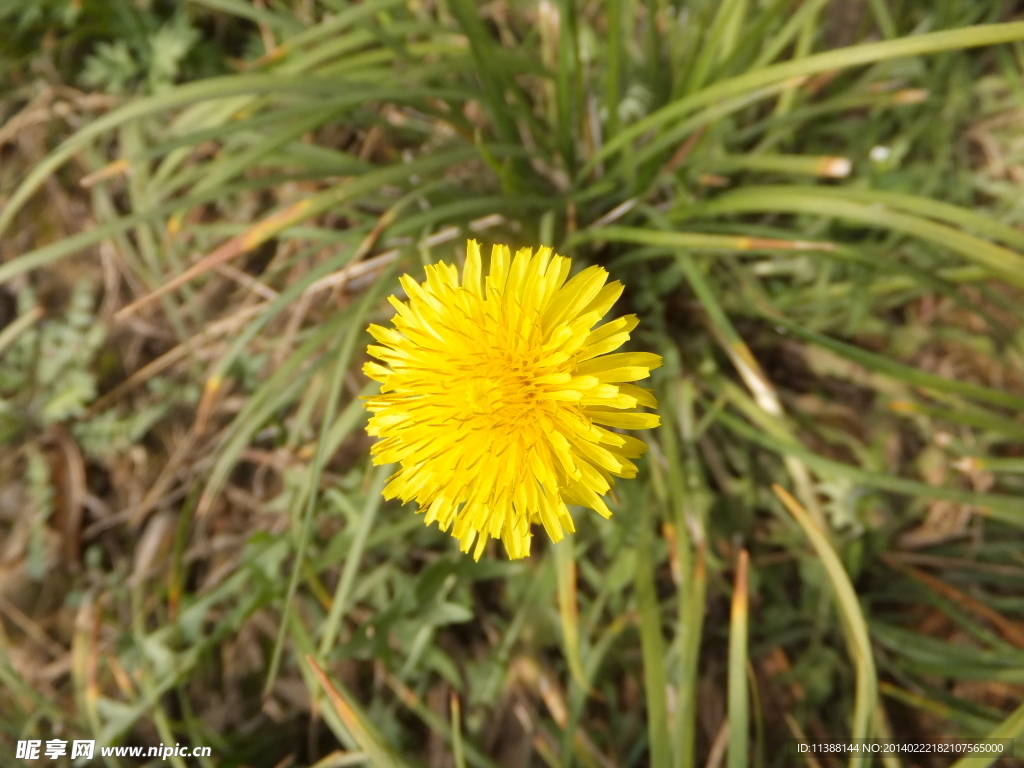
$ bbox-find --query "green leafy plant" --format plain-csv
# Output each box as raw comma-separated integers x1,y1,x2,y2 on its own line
80,11,202,94
1,0,228,94
0,281,104,442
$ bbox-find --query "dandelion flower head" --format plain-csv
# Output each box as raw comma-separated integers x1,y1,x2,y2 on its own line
363,240,662,560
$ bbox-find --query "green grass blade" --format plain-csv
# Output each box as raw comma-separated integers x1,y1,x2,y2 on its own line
187,0,304,32
867,0,898,39
603,0,623,142
447,0,524,149
889,399,1024,443
768,317,1024,412
752,0,831,68
306,656,415,768
264,258,401,696
949,701,1024,768
634,491,672,768
686,187,1024,287
556,0,581,172
705,153,852,178
617,80,807,179
656,382,708,768
682,0,748,95
678,546,707,768
582,21,1024,179
718,409,1024,526
197,311,349,518
773,485,877,767
317,464,390,657
451,692,468,768
786,186,1024,252
0,79,472,243
554,538,590,695
727,549,750,768
569,225,835,254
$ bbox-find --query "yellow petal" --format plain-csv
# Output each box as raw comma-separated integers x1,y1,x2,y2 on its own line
462,239,483,297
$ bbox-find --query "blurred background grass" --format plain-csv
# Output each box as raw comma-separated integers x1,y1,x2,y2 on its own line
2,1,1024,767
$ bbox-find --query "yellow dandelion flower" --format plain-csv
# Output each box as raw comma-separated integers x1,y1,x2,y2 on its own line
362,240,662,560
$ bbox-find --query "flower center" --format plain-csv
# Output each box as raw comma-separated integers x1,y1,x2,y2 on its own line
457,346,544,430
466,377,502,415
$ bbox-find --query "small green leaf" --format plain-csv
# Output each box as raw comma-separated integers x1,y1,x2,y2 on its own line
81,40,140,93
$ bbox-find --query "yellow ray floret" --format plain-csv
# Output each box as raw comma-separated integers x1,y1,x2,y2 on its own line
362,240,662,560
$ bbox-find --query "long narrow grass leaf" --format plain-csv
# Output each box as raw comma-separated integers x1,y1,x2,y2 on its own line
772,485,877,765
